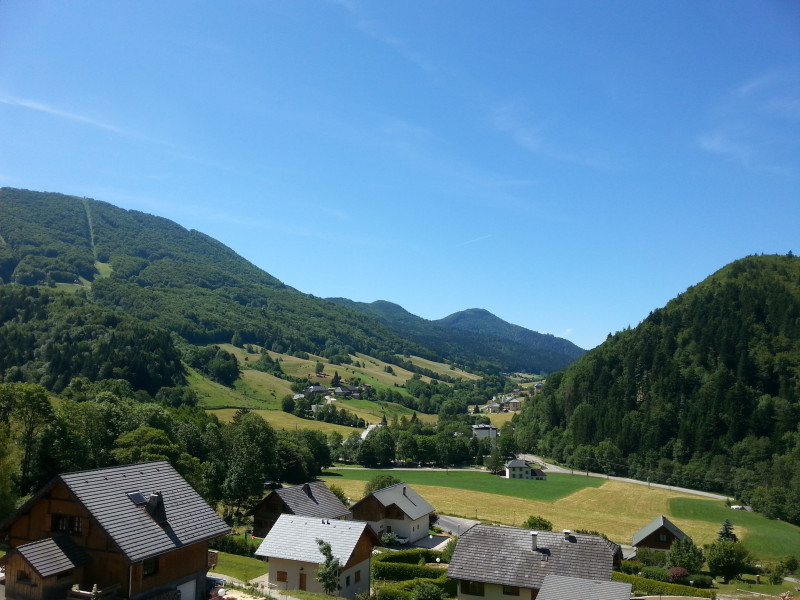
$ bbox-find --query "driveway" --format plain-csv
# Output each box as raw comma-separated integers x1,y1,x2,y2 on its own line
436,514,479,537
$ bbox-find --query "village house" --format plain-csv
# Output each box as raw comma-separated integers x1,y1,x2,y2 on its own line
471,424,497,441
350,482,434,544
248,481,350,538
505,398,522,411
254,515,380,599
504,459,546,480
0,461,229,600
631,515,690,552
537,574,631,600
447,525,621,600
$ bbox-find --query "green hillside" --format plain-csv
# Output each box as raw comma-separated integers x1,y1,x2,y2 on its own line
328,298,584,374
515,254,800,525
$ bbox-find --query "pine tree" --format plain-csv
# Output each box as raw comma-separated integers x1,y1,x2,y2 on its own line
717,519,738,542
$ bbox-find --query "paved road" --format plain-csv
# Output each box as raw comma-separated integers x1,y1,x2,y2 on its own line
436,514,480,537
519,454,733,501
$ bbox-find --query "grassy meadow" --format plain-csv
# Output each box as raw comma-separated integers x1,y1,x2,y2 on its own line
322,469,800,562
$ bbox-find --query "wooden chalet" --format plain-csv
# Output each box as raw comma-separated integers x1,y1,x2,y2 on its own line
248,481,350,538
631,515,690,551
0,461,229,600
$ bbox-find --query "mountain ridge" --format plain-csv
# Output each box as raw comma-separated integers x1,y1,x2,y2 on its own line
0,187,577,374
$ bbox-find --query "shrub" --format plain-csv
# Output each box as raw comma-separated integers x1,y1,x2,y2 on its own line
522,515,553,531
412,582,443,600
641,566,669,582
440,537,457,564
618,560,644,575
688,575,713,589
637,547,667,566
669,567,689,583
375,576,455,600
381,532,399,547
612,572,716,598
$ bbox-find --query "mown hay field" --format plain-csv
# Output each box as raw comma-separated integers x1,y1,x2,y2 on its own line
322,470,800,561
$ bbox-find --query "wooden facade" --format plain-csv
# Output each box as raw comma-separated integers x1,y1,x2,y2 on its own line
1,462,228,600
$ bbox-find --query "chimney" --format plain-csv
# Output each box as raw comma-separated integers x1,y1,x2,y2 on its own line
146,491,168,526
563,529,571,541
403,486,407,496
530,531,538,551
303,483,312,497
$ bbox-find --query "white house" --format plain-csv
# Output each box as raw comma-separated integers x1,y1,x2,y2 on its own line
254,515,380,599
350,482,435,544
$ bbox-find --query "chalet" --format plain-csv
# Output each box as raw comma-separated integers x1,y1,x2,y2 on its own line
305,386,331,396
333,386,360,397
254,515,380,599
471,424,497,441
350,482,434,544
0,461,229,600
505,398,521,411
248,481,350,538
632,515,690,551
447,526,621,600
483,403,502,414
537,574,631,600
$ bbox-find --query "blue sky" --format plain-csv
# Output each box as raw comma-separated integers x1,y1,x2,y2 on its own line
1,1,798,350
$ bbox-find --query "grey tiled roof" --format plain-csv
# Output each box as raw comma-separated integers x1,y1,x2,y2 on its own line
538,574,632,600
16,536,90,578
506,459,530,468
255,515,373,563
447,525,620,590
272,482,350,519
59,461,229,563
356,482,434,520
631,515,688,546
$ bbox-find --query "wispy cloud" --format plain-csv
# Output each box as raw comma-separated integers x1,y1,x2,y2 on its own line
453,234,491,248
331,0,437,74
490,102,620,170
0,93,128,135
698,70,800,174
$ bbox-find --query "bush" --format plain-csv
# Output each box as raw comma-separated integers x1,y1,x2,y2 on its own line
641,566,669,582
688,574,713,589
612,572,716,598
375,548,442,565
381,532,399,547
637,547,667,566
669,567,689,583
208,534,258,557
618,560,644,575
375,576,456,600
373,549,448,582
522,515,553,531
440,537,457,564
411,582,443,600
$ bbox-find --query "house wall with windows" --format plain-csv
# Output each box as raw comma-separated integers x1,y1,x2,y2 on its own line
267,556,370,599
458,580,537,600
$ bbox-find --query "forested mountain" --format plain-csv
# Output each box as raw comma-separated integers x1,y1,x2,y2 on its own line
0,187,580,374
514,254,800,524
327,299,583,374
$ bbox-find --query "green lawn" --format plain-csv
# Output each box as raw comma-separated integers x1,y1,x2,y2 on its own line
323,469,604,502
214,551,269,581
670,497,800,562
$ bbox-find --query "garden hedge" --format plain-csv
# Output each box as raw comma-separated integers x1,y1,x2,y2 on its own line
612,571,716,598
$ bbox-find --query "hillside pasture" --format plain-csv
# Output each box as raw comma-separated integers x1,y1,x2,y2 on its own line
338,398,437,425
403,355,481,381
208,407,356,434
670,497,800,562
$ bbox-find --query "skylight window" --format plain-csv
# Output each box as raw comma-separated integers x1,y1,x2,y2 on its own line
127,491,148,506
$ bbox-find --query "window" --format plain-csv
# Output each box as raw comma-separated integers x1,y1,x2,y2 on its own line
51,514,82,535
461,581,485,596
143,557,158,577
659,533,667,542
346,576,351,587
355,570,361,583
277,571,288,583
502,586,520,596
